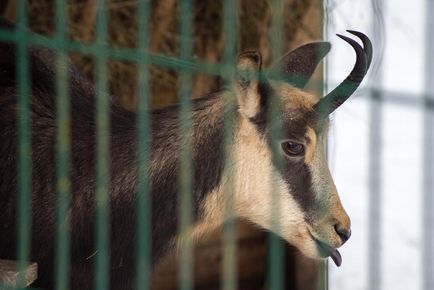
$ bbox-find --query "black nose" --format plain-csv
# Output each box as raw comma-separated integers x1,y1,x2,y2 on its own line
335,225,351,244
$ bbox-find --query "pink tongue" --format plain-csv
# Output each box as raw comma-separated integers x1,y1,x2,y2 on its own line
330,249,342,267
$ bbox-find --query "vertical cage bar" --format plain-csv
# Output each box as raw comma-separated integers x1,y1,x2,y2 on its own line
15,0,31,288
368,1,384,290
94,1,110,290
221,1,238,290
367,88,382,290
422,1,434,289
367,67,383,290
178,0,194,289
54,0,71,290
317,0,327,289
136,1,152,290
267,0,284,289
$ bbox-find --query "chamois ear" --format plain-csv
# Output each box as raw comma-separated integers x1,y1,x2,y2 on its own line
268,42,331,89
236,51,262,118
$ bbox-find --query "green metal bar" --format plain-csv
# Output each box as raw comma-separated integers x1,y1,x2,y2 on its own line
0,29,327,89
267,0,285,290
15,1,31,288
178,0,194,289
317,1,328,289
0,30,228,80
94,1,110,290
221,1,238,290
54,1,71,290
135,0,152,290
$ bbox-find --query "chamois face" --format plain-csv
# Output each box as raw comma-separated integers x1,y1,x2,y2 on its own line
229,50,351,266
200,31,371,265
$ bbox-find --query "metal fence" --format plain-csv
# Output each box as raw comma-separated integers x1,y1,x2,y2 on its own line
3,1,432,290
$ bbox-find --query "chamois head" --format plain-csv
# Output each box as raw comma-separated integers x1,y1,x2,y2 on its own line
217,31,372,266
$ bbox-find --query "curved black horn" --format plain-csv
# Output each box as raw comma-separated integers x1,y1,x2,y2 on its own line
347,30,373,70
314,31,372,117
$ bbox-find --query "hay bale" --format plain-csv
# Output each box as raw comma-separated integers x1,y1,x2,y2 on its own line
19,0,320,109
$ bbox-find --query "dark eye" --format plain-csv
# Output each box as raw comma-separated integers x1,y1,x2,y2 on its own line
281,140,305,157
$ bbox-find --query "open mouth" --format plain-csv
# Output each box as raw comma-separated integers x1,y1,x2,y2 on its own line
312,236,342,267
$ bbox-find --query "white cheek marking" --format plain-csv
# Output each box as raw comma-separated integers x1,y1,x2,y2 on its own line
304,127,317,165
231,118,314,251
237,86,261,118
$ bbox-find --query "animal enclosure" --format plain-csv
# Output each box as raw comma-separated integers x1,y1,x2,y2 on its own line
2,1,428,290
0,1,332,289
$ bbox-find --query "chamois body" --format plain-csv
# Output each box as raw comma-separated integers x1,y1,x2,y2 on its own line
0,19,373,290
0,39,233,290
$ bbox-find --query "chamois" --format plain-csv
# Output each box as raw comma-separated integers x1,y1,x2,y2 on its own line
0,19,372,290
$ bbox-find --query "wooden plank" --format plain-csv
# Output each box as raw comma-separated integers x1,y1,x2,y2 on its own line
0,260,37,288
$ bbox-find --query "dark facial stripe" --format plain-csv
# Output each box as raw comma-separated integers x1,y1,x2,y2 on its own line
250,94,315,219
247,83,318,219
280,159,316,218
277,117,317,219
